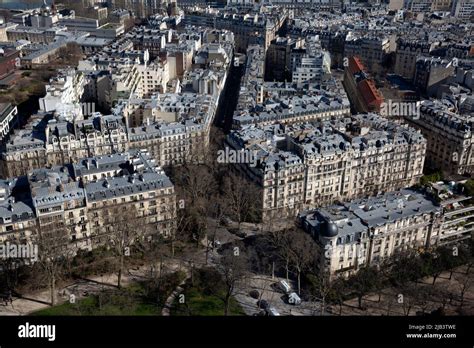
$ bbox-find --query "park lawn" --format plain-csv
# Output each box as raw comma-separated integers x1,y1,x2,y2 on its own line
33,295,162,316
33,284,162,316
171,286,245,316
33,272,186,316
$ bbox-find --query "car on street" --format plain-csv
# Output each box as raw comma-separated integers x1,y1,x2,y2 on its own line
287,292,301,305
257,299,269,309
220,216,232,226
249,289,260,299
265,307,280,316
277,280,292,294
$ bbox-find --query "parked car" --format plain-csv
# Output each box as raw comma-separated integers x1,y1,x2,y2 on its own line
257,299,269,309
249,290,260,299
220,216,232,226
265,307,280,316
277,280,292,294
287,292,301,305
235,231,247,238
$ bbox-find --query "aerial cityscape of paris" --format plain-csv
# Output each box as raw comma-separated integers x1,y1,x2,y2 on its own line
0,0,472,346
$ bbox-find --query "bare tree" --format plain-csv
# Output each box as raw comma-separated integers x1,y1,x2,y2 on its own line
205,198,226,265
266,227,315,294
395,282,420,316
330,277,347,316
317,273,332,316
173,164,217,211
347,266,381,310
215,249,249,316
379,291,397,316
306,271,332,315
34,220,74,306
287,229,316,295
387,250,423,286
0,235,29,306
221,173,260,231
266,228,293,281
465,260,473,275
168,161,217,251
423,248,452,286
454,271,472,309
433,282,453,313
174,205,207,248
105,206,150,288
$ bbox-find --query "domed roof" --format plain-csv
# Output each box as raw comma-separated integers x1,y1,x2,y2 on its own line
320,221,339,238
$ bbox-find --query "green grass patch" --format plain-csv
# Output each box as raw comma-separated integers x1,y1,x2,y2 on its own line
32,271,186,316
170,268,245,316
171,286,245,316
33,285,160,316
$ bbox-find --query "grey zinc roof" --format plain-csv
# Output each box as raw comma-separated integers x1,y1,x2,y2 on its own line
86,171,172,202
0,150,173,222
74,153,130,175
0,200,34,223
234,92,350,124
419,100,474,132
257,151,303,172
347,189,440,228
30,168,84,208
230,113,425,162
300,189,440,242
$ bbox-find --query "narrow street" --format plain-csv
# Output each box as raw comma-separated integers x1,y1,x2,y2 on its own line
213,56,244,133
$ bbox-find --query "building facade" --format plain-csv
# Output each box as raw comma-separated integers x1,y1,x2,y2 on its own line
227,113,426,221
299,189,442,277
394,39,434,81
0,150,176,253
405,100,474,175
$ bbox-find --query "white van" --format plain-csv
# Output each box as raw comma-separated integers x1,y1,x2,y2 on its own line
277,280,291,294
288,292,301,305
